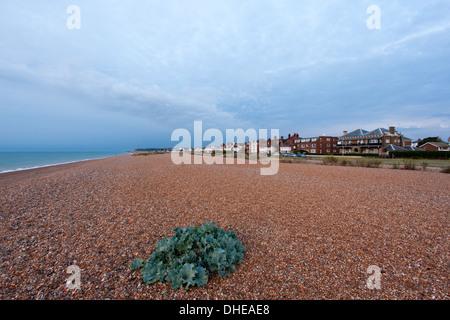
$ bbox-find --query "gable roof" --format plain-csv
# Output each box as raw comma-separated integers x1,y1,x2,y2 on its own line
364,128,389,136
342,129,368,138
421,142,450,148
341,128,391,138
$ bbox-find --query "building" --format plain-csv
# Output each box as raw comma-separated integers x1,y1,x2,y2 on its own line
411,139,421,148
248,137,279,154
219,142,246,154
248,140,259,154
280,133,300,153
296,135,339,154
337,126,410,156
419,141,450,152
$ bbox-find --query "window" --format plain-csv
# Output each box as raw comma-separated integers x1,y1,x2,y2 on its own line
311,149,316,153
385,139,390,143
312,144,316,147
326,138,331,141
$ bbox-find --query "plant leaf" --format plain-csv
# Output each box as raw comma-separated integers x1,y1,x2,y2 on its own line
130,258,144,271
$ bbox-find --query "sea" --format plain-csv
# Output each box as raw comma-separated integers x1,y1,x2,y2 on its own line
0,152,129,174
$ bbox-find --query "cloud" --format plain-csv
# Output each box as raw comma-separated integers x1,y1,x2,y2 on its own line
0,0,449,150
0,62,255,131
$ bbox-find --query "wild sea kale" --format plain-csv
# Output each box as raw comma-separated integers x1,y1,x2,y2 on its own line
130,222,245,290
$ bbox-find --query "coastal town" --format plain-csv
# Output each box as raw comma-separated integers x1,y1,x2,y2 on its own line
169,126,450,157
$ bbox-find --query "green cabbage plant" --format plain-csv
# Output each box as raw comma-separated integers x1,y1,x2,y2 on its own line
130,222,245,290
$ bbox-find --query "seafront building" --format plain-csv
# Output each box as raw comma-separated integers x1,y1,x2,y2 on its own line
295,135,339,154
170,126,448,156
337,126,411,156
279,133,300,154
279,133,339,154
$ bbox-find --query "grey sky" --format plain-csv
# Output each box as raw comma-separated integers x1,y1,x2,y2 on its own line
0,0,449,151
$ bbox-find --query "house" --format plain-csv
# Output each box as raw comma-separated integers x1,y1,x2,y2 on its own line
249,137,279,154
280,133,300,153
295,135,339,154
248,140,259,154
204,145,224,154
401,136,412,148
411,139,421,148
419,141,450,152
258,138,275,154
221,142,245,154
337,126,410,156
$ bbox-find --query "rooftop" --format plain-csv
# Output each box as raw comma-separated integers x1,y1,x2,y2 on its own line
340,127,402,139
420,141,450,148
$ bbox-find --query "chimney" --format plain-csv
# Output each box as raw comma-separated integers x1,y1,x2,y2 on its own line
389,126,395,134
343,131,347,135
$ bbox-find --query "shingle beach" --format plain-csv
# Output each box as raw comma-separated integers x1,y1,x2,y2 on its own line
0,154,448,299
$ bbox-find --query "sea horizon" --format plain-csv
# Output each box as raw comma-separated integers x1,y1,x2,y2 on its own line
0,151,129,174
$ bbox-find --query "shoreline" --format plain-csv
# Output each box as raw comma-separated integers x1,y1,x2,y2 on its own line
0,154,129,175
0,154,130,188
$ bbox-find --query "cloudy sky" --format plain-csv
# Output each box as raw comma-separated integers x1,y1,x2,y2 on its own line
0,0,449,151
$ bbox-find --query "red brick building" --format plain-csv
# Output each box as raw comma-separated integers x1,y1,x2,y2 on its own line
280,133,300,153
337,126,411,155
419,142,450,151
296,136,339,154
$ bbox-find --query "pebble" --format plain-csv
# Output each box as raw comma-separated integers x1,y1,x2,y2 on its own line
0,154,448,300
